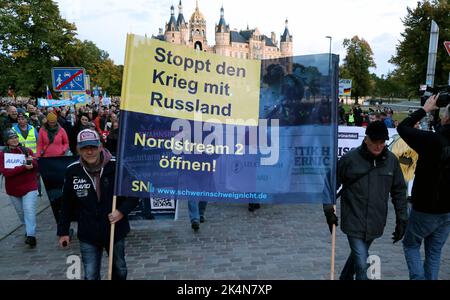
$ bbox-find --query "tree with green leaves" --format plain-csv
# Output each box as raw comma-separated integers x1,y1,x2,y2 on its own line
341,36,376,104
61,39,123,95
372,72,410,100
390,0,449,95
0,0,124,97
0,0,77,97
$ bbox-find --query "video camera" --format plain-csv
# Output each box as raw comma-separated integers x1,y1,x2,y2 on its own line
419,85,450,107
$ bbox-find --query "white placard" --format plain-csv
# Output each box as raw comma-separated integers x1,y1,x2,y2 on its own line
4,153,26,169
338,126,398,159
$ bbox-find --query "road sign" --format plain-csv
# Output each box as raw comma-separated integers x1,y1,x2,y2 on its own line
445,41,450,56
52,67,86,92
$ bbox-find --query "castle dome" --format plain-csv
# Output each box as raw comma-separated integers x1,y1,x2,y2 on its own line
190,0,206,23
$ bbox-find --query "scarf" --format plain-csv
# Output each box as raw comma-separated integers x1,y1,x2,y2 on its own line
45,123,60,144
80,148,112,202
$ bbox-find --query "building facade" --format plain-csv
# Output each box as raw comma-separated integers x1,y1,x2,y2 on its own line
154,0,293,60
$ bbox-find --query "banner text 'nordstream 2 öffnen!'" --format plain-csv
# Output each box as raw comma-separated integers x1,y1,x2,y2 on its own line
115,34,338,204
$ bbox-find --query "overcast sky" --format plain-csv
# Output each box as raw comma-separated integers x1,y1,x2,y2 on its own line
54,0,420,76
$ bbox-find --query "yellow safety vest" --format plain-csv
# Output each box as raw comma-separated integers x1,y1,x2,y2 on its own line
13,126,37,154
348,114,355,123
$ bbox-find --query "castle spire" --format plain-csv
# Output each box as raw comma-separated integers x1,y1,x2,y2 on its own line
216,5,228,33
166,4,179,31
281,18,291,42
177,0,187,27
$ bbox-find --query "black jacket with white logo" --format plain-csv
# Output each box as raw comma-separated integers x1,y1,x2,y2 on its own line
57,155,138,246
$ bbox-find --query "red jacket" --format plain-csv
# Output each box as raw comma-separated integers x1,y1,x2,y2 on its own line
37,125,69,157
0,146,38,197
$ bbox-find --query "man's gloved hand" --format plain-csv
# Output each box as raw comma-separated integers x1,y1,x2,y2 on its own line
392,219,408,243
323,206,338,234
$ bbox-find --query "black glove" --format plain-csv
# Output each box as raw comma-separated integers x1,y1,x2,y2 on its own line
392,219,407,243
324,206,338,234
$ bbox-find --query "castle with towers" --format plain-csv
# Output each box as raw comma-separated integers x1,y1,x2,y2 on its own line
154,0,293,60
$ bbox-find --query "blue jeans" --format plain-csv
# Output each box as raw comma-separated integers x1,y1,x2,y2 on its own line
340,236,374,280
188,201,207,223
402,209,450,280
9,190,38,237
79,239,127,280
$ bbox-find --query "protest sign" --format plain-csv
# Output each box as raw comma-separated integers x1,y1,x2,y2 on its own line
115,35,339,204
4,153,25,169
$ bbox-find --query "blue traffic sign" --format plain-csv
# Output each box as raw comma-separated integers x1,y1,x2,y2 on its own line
52,67,86,92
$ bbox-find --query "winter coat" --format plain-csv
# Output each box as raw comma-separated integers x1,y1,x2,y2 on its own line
0,146,38,197
36,125,69,157
57,150,138,246
336,142,407,241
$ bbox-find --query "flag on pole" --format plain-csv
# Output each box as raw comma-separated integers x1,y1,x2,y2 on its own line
46,85,52,99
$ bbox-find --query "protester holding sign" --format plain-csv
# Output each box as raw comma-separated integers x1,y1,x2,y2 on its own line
0,129,39,247
324,121,408,280
57,129,138,280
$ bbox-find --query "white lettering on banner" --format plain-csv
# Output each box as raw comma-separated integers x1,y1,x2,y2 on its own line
338,126,398,159
4,153,26,169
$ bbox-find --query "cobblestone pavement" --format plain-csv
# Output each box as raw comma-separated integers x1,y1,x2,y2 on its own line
0,200,449,280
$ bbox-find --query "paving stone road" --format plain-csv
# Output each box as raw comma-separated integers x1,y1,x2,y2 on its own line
0,199,449,280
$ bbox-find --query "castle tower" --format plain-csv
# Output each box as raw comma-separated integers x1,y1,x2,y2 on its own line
165,5,181,44
176,0,189,45
280,18,293,57
214,6,230,56
189,0,208,51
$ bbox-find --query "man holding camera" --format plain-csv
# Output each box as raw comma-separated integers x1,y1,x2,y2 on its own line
397,94,450,280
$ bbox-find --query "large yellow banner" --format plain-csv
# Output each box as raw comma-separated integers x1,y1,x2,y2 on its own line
121,34,261,125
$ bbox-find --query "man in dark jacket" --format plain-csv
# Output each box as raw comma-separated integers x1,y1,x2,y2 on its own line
397,95,450,280
324,121,407,280
57,129,138,280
